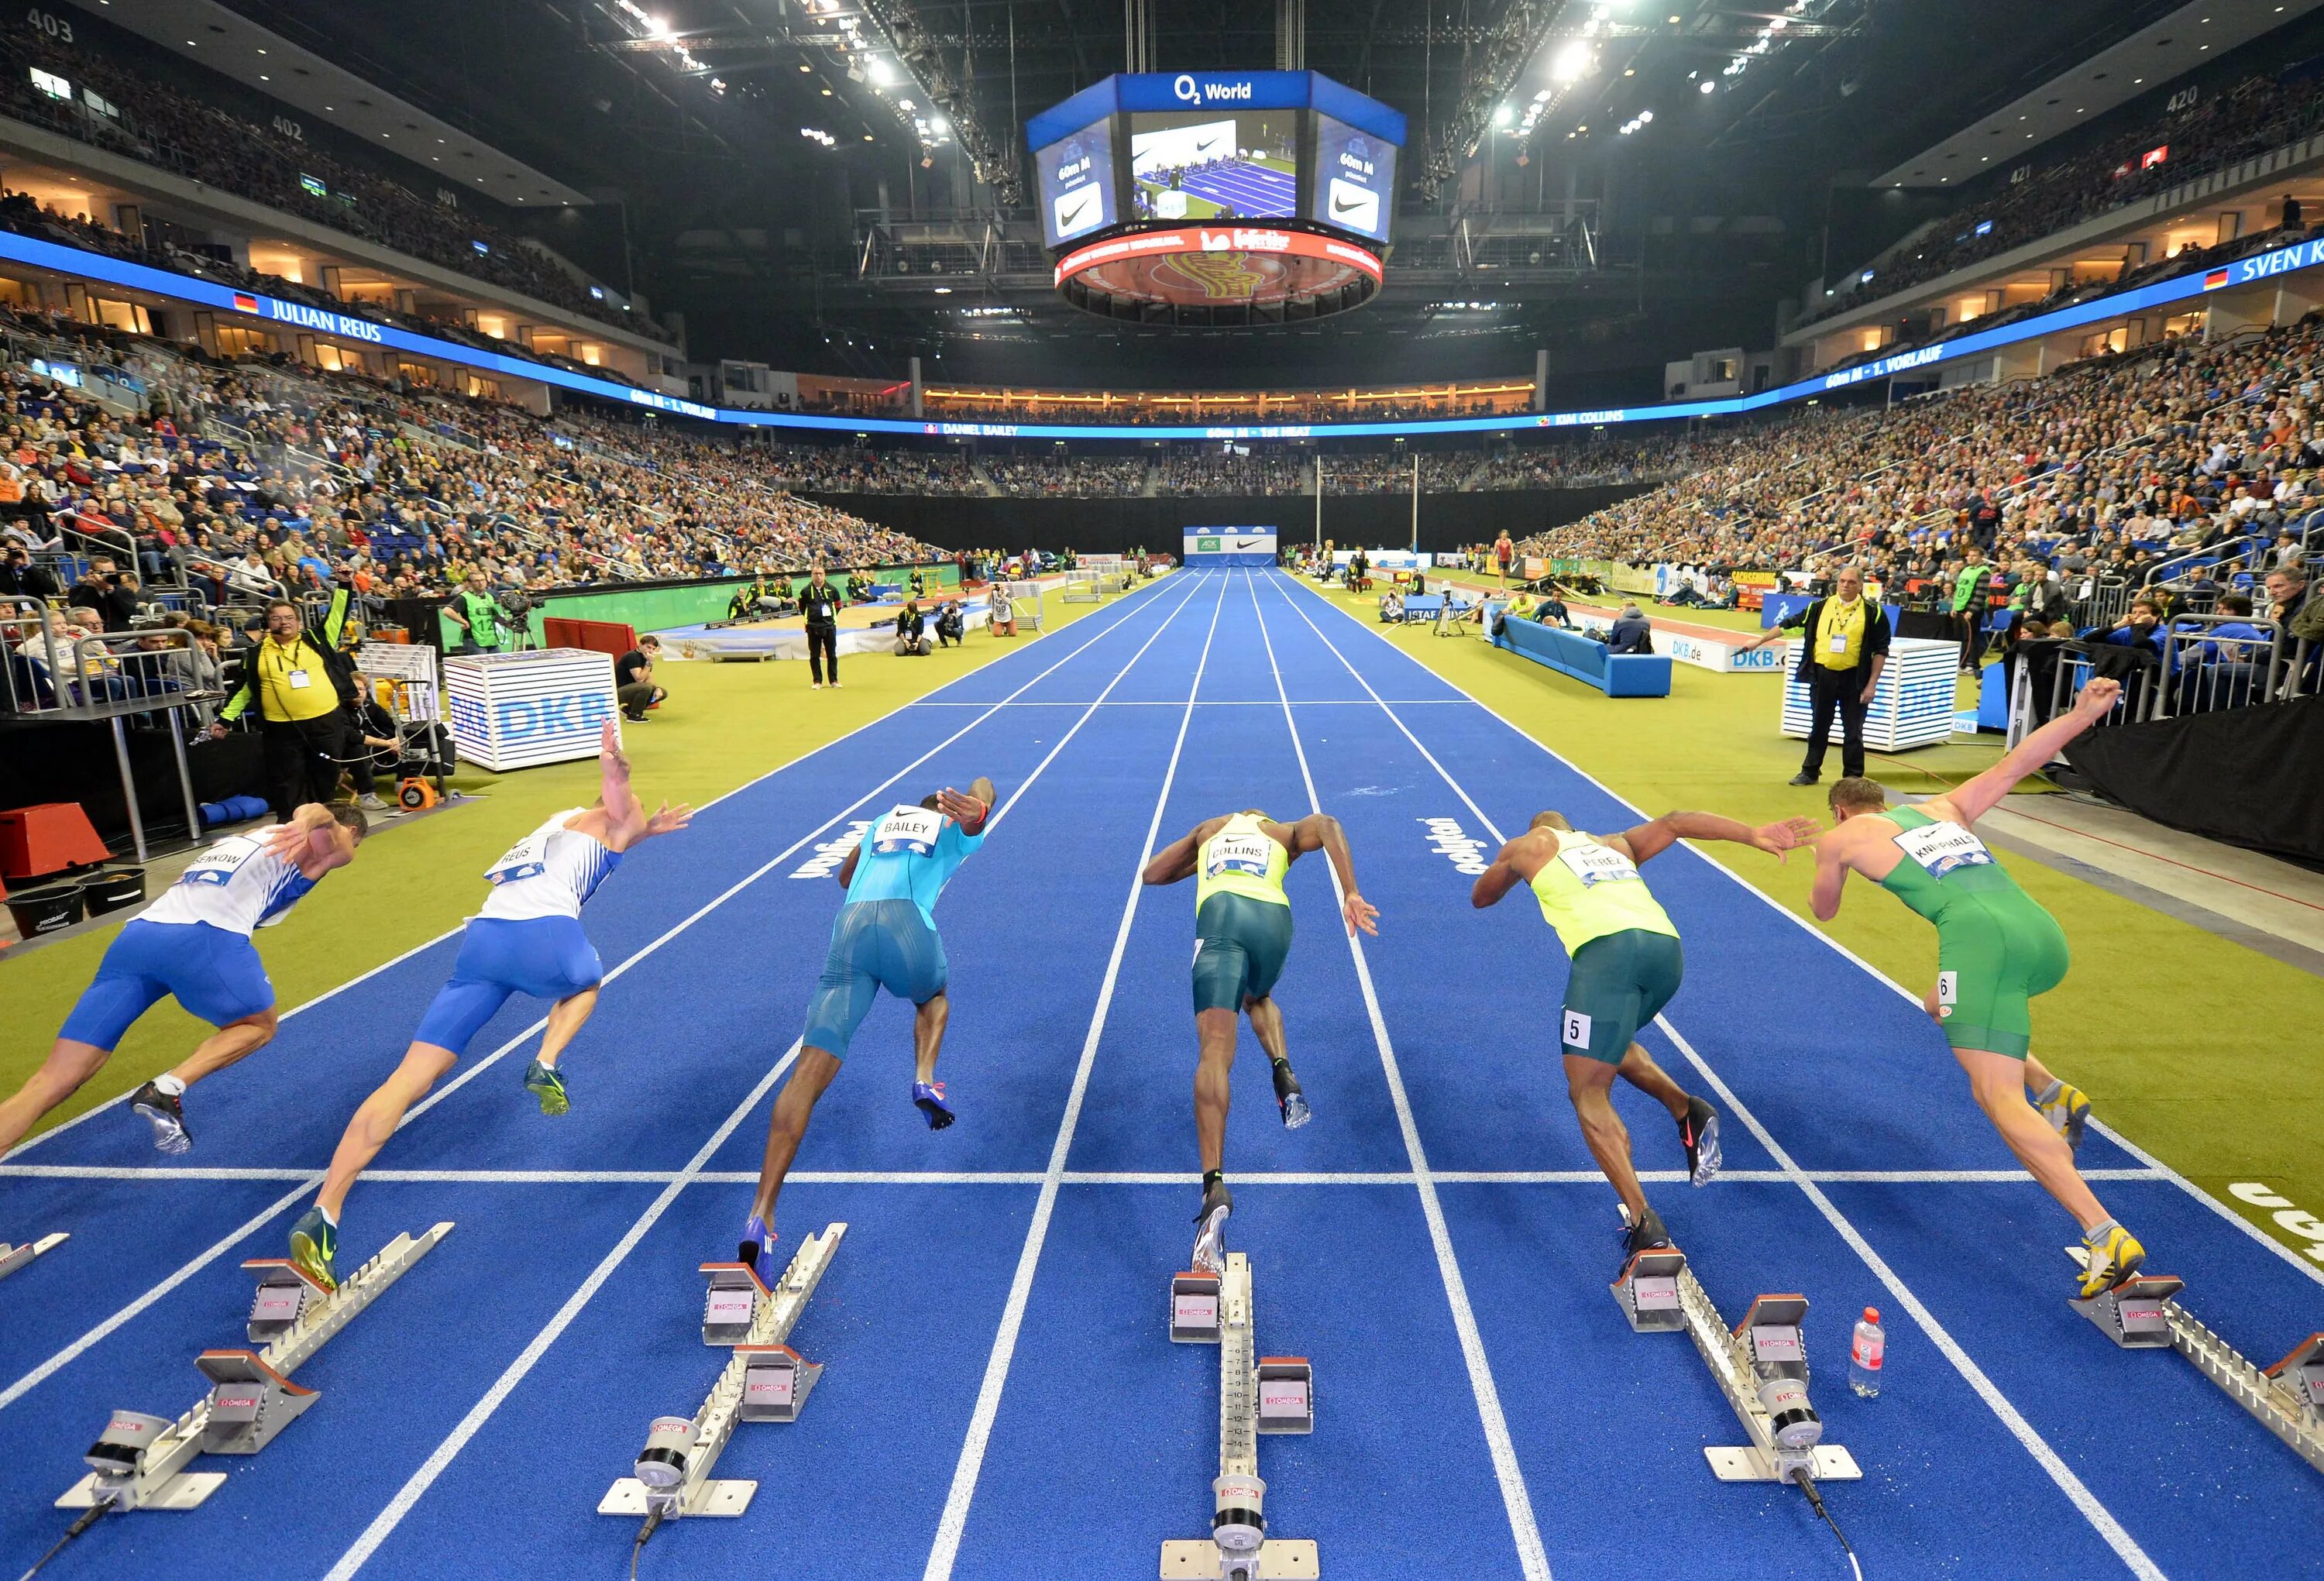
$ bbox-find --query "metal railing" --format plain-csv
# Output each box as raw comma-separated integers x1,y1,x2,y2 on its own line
1,593,63,714
2161,613,2284,714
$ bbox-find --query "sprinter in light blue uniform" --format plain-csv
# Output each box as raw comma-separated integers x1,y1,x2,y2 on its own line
0,803,366,1160
737,777,996,1283
290,721,692,1289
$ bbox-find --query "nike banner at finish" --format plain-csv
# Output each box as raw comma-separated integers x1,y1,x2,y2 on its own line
1183,528,1277,566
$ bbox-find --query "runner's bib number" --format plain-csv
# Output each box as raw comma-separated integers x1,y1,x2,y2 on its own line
872,807,944,857
183,833,267,887
1557,841,1639,888
486,827,555,885
1204,833,1274,880
1893,820,1996,881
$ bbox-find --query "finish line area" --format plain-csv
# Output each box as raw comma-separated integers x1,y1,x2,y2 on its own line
2,569,2318,1579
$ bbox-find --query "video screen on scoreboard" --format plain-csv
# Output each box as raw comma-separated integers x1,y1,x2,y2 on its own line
1036,119,1119,247
1127,109,1301,222
1309,112,1395,242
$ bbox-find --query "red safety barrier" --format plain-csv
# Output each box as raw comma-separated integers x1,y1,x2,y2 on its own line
542,617,640,659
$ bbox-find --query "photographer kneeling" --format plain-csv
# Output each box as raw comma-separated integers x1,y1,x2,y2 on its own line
893,599,932,656
933,599,966,648
617,634,667,721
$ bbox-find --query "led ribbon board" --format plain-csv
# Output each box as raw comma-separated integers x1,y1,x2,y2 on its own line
3,225,2319,441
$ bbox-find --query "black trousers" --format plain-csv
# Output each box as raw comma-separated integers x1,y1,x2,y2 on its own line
1800,665,1869,780
260,711,346,820
806,624,838,684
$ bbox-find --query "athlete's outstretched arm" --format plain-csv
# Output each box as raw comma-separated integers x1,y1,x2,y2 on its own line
1470,837,1533,909
1810,833,1852,922
937,777,995,834
1943,675,2120,827
1616,811,1821,865
1284,813,1377,936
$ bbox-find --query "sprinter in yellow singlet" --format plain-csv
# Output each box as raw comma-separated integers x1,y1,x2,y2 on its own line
1471,807,1815,1270
1143,809,1377,1271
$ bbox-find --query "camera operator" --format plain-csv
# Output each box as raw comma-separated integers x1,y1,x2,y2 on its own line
893,598,932,655
0,543,57,603
442,568,507,655
933,599,966,648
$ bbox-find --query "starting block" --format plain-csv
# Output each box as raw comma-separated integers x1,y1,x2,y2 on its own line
2068,1249,2324,1476
600,1224,845,1528
0,1232,67,1282
1160,1254,1319,1581
57,1222,452,1513
1612,1243,1860,1486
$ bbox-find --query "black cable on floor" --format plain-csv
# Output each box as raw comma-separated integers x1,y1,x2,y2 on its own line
627,1505,665,1581
16,1495,113,1581
1792,1468,1865,1581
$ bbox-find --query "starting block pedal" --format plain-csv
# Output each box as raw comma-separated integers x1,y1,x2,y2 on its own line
0,1231,67,1282
1160,1538,1321,1579
1611,1248,1686,1333
2065,1249,2324,1476
242,1257,330,1343
57,1221,452,1514
700,1263,770,1346
603,1225,846,1536
1173,1270,1222,1343
1256,1359,1312,1435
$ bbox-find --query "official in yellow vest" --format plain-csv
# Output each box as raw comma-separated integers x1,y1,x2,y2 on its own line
1142,808,1378,1273
1742,563,1892,785
1471,807,1815,1267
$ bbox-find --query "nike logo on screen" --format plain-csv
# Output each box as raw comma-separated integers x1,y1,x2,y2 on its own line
1196,137,1224,153
1332,194,1367,215
1061,195,1093,224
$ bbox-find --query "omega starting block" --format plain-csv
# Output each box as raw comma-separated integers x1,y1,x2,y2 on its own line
1612,1244,1861,1486
57,1222,453,1514
0,1232,67,1282
600,1223,847,1528
1164,1257,1318,1581
2067,1249,2324,1476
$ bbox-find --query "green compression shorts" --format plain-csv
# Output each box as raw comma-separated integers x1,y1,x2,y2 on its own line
1560,928,1685,1065
1931,892,2070,1060
1192,892,1294,1015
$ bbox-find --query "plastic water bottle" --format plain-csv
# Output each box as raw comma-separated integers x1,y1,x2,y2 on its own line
1849,1307,1885,1399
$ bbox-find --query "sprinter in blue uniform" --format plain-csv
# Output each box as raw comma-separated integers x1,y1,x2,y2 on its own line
737,777,995,1281
290,720,692,1288
0,802,366,1159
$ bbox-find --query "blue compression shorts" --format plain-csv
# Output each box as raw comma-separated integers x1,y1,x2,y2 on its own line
802,898,948,1060
59,919,276,1047
412,916,605,1056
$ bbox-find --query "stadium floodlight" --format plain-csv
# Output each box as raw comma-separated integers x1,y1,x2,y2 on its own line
1699,79,1716,94
1552,41,1595,83
868,57,897,87
1494,105,1515,127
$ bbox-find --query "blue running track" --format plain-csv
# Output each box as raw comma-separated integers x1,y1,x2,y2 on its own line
2,569,2317,1579
1163,160,1296,218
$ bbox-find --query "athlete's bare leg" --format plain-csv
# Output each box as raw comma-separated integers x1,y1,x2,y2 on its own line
1193,1006,1239,1174
1244,995,1286,1064
316,1043,459,1218
913,992,948,1084
748,1047,842,1225
1565,1054,1648,1222
534,988,599,1069
1956,1046,2106,1230
2023,1050,2064,1096
164,1009,279,1088
0,1039,112,1155
1614,1041,1690,1122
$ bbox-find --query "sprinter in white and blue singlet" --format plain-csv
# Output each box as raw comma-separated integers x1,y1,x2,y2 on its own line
1142,809,1378,1273
0,803,366,1160
290,721,692,1289
1470,806,1814,1272
735,777,995,1284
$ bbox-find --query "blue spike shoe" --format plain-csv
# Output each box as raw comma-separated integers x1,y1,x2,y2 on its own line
913,1080,955,1130
739,1214,779,1287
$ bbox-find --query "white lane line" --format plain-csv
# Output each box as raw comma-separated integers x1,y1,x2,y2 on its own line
0,577,1205,1424
0,1176,318,1412
921,572,1230,1581
2,572,1184,1165
328,574,1222,1577
321,1042,801,1581
0,1164,2168,1186
1247,572,1552,1581
1284,572,2324,1294
1269,569,2168,1579
1658,1016,2166,1581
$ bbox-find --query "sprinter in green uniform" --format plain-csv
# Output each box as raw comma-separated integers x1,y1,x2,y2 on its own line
1472,808,1817,1269
1143,809,1377,1270
1813,674,2140,1299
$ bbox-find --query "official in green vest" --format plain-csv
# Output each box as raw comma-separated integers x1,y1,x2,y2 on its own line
1472,807,1814,1267
1142,809,1377,1273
